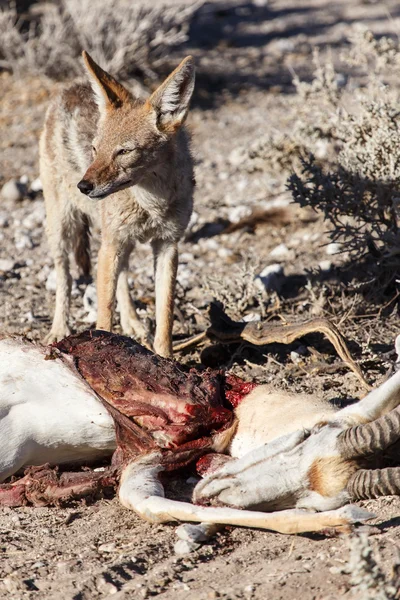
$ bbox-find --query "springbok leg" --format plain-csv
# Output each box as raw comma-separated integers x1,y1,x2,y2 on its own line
337,368,400,426
118,454,373,534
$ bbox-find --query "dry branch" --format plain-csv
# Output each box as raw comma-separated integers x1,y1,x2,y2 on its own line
174,303,370,389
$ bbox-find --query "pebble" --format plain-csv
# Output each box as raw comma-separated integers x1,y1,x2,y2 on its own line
45,269,57,292
326,242,341,255
0,212,9,227
228,147,247,168
30,177,43,193
1,179,25,202
228,205,252,223
98,542,116,553
290,351,302,364
174,539,201,555
21,202,45,230
83,283,97,323
269,243,291,260
319,260,332,271
15,232,34,250
257,263,285,292
242,312,261,322
0,258,15,272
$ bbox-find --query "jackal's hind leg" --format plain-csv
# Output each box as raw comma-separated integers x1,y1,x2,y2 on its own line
44,231,72,344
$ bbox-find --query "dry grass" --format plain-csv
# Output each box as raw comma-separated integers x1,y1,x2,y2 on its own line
0,0,200,83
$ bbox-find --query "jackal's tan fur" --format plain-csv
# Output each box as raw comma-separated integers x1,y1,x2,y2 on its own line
40,52,195,357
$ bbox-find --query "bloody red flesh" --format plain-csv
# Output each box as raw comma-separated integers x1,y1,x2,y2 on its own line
0,330,258,506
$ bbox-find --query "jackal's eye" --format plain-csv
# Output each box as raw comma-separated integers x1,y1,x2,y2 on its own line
117,149,132,156
92,145,97,155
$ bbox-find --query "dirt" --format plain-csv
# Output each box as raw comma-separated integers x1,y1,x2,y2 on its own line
1,0,400,598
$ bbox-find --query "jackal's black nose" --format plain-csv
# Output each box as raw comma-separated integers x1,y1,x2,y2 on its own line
77,179,94,195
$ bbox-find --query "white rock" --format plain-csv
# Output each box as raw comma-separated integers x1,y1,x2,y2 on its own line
326,242,341,255
290,351,302,364
83,283,97,324
217,247,233,259
0,212,9,227
218,171,229,181
228,147,247,168
30,177,43,193
21,202,45,230
45,269,57,292
180,252,194,262
236,177,249,192
14,232,34,250
1,179,25,202
319,260,332,272
174,539,201,555
37,264,51,283
98,542,116,553
228,205,252,223
0,258,15,272
269,243,290,260
257,263,285,292
242,312,261,322
19,175,29,185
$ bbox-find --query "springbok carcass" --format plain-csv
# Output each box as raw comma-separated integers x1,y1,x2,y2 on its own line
1,330,400,538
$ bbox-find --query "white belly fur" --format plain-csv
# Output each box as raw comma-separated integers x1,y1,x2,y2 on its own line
230,386,338,459
0,339,116,481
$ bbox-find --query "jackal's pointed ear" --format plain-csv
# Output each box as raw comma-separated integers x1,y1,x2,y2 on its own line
146,56,195,131
82,51,132,111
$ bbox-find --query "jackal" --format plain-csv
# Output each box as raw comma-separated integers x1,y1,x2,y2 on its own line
40,52,195,357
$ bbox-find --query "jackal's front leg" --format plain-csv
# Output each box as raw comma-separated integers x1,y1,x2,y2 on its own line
152,240,178,358
97,241,124,332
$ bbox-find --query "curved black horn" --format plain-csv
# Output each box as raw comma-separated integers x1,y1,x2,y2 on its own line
338,406,400,459
347,468,400,500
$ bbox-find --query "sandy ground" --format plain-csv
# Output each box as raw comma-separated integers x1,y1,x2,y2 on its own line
1,0,400,598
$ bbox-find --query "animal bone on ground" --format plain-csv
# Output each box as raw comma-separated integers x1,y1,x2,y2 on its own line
1,330,400,538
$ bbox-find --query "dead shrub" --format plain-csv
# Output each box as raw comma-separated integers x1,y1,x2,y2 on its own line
0,0,200,83
242,28,400,276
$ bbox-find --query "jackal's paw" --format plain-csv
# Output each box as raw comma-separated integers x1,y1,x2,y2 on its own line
43,326,71,345
121,320,153,350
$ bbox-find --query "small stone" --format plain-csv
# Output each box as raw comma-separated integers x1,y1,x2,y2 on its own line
45,269,57,292
30,177,43,193
269,243,290,260
242,312,261,322
21,202,45,230
83,283,97,323
1,179,25,202
0,258,15,272
19,175,29,185
257,263,285,292
0,212,9,227
319,260,332,272
290,351,302,364
98,542,117,553
326,242,341,255
15,232,34,250
228,205,252,223
174,539,201,555
228,147,247,168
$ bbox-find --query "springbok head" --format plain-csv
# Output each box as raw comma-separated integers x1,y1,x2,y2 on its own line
194,367,400,512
